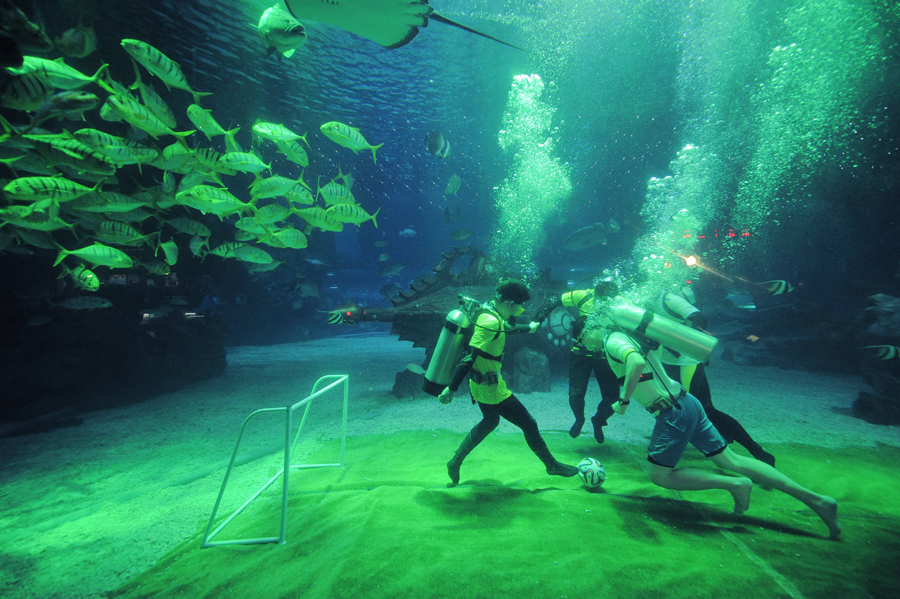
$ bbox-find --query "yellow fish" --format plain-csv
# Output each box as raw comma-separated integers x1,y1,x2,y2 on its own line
320,121,382,163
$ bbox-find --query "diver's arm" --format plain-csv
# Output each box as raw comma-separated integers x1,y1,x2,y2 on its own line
439,354,473,404
533,295,563,324
509,321,541,334
447,353,474,392
613,351,645,415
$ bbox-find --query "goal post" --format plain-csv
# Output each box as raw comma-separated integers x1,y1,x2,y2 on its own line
201,374,349,547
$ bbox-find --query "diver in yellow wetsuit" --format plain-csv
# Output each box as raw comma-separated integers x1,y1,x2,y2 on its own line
438,279,578,486
535,280,620,442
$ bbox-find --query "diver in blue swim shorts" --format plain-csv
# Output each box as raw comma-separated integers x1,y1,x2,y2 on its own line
578,322,842,539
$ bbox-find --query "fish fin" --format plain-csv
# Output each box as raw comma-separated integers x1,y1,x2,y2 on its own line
128,58,143,90
172,130,196,150
52,244,69,267
370,143,383,164
191,91,213,106
283,49,295,58
224,126,240,152
371,207,380,229
90,63,109,84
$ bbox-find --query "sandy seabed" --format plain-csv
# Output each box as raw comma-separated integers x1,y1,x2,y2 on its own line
0,334,897,599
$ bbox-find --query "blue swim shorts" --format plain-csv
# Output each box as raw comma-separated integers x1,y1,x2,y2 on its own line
647,393,727,468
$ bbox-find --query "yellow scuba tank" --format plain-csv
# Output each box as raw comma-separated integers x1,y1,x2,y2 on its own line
422,297,479,396
609,304,718,363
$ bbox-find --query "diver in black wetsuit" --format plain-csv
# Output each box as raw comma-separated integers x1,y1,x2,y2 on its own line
534,281,620,443
438,280,579,487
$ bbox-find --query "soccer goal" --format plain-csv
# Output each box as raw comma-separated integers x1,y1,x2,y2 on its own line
201,374,350,547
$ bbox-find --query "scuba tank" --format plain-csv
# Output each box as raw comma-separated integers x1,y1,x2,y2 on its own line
422,296,480,396
609,304,718,363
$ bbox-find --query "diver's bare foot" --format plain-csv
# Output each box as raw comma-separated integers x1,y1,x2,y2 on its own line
812,496,841,539
731,478,753,514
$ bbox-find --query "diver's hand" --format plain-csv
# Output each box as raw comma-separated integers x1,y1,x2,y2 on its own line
612,400,630,415
528,321,541,334
439,388,454,404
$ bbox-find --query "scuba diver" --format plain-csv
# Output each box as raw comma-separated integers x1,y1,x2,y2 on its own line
437,279,579,486
577,319,841,539
534,280,620,442
655,285,775,466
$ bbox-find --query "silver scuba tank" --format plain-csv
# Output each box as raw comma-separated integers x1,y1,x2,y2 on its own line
422,308,473,396
609,304,718,363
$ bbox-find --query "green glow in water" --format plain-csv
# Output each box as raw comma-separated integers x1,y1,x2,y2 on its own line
613,143,726,307
730,0,884,261
491,74,572,273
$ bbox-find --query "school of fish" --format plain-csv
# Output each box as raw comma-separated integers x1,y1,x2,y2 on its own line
0,28,386,308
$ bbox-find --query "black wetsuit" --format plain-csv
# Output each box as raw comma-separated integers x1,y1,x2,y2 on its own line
569,344,619,433
663,362,774,465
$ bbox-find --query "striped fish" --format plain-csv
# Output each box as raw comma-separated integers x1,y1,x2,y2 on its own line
175,185,255,219
68,191,149,213
140,259,171,276
234,216,270,237
94,220,158,246
106,94,194,142
23,133,117,175
73,128,159,167
8,57,108,90
53,242,134,268
760,280,793,295
208,242,247,259
2,210,76,233
285,184,315,206
131,60,177,128
326,203,379,227
272,227,307,249
0,69,53,111
319,121,382,164
166,217,211,237
253,120,305,143
255,204,294,224
120,39,209,104
3,176,102,201
217,151,270,174
275,140,309,167
250,176,296,201
57,263,99,292
295,206,343,232
317,180,354,205
233,244,273,264
187,104,239,146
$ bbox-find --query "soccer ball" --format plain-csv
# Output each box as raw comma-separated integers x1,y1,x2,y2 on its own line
577,457,606,488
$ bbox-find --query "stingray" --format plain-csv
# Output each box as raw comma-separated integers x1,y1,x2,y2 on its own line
284,0,524,51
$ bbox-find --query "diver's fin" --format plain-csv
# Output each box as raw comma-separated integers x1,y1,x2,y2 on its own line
431,12,526,52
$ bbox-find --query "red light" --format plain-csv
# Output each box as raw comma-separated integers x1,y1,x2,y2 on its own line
346,311,352,316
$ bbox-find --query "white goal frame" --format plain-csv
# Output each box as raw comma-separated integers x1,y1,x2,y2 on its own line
201,374,349,547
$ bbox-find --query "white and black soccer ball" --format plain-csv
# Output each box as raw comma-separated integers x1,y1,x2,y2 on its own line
577,457,606,488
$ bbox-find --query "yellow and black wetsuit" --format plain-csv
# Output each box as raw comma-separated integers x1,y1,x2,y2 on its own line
551,290,619,440
445,302,576,482
447,303,528,403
